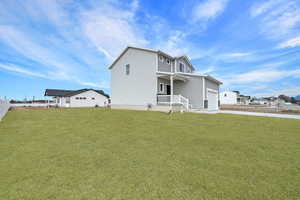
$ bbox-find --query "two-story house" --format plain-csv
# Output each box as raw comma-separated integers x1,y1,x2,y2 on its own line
108,46,222,111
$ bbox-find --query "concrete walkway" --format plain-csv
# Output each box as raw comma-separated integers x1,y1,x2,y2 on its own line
219,110,300,120
190,109,300,119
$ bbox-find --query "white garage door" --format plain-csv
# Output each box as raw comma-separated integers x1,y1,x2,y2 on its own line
207,90,218,110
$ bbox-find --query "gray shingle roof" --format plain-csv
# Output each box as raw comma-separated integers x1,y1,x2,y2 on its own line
44,89,109,98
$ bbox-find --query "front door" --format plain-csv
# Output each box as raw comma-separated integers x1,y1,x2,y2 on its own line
166,85,171,95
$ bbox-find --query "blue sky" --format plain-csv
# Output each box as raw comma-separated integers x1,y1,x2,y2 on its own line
0,0,300,99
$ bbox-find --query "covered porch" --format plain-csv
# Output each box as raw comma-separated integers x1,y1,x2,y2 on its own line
156,73,190,110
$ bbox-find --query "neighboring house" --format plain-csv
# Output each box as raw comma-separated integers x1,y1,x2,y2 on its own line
252,97,286,106
220,91,238,104
44,89,109,108
108,46,222,111
238,95,251,105
220,91,251,105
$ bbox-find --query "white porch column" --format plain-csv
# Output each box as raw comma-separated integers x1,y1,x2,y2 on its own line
170,75,174,106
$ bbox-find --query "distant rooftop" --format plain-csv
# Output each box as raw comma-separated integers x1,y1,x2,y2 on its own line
44,89,109,98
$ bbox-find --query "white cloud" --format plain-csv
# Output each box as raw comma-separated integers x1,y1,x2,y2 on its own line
80,2,148,60
76,80,110,89
158,30,188,56
277,36,300,48
130,0,139,13
272,87,300,96
250,0,281,17
251,0,300,39
192,0,228,22
0,64,48,79
0,63,108,88
223,68,300,85
224,52,251,57
197,66,215,74
0,25,72,74
251,87,300,97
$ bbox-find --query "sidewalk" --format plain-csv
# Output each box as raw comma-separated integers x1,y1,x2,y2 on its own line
219,110,300,120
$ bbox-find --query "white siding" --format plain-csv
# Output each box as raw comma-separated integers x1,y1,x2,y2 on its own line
56,90,108,108
111,48,157,106
220,91,237,104
0,100,10,120
69,90,108,107
173,77,204,109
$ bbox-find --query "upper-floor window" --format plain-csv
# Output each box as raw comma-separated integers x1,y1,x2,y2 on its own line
224,93,227,97
179,63,185,72
166,58,170,65
159,55,164,62
125,64,130,75
92,97,95,100
159,83,164,93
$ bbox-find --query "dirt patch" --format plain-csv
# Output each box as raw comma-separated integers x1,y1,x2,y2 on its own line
10,106,55,110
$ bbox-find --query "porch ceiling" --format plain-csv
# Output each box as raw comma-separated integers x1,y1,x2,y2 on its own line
157,74,189,82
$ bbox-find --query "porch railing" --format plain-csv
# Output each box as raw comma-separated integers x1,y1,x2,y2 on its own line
157,95,189,110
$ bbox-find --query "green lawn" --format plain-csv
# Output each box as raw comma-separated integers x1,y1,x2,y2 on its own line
0,108,299,200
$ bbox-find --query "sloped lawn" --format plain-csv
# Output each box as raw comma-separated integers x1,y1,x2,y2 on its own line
0,108,299,200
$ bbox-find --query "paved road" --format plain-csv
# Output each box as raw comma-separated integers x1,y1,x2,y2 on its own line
219,110,300,120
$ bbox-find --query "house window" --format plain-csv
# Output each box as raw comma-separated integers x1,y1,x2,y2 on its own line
166,58,170,65
159,55,164,62
224,93,227,97
66,97,70,103
75,97,79,100
159,83,164,93
92,97,95,100
179,63,185,72
83,97,87,100
126,64,130,75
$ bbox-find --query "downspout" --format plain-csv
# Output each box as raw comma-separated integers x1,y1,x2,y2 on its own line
203,76,207,109
218,85,220,109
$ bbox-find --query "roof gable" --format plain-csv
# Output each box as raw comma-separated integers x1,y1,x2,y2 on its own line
175,56,195,71
108,46,157,69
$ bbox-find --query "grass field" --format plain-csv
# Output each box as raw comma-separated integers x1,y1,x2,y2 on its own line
0,108,299,200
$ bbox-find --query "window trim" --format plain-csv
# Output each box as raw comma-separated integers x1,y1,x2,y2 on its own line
159,55,164,62
166,58,170,65
66,97,70,103
179,62,185,72
159,83,164,93
125,64,130,75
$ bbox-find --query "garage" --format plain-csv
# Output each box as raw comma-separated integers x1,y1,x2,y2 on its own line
207,89,218,110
